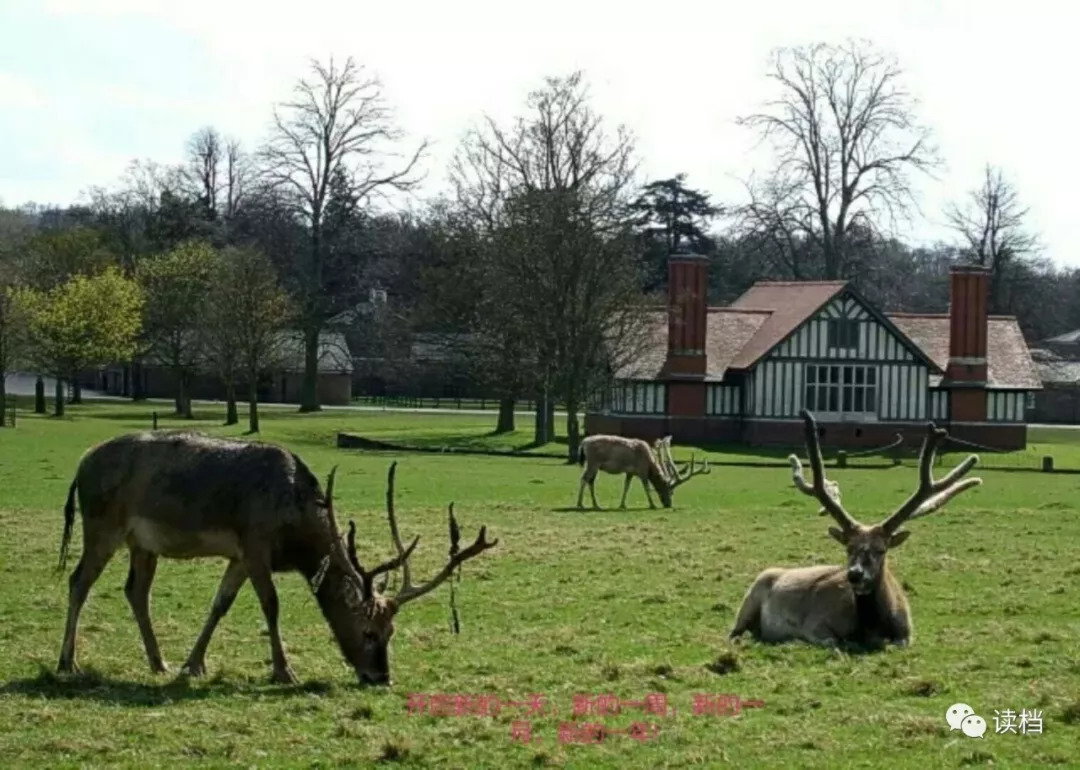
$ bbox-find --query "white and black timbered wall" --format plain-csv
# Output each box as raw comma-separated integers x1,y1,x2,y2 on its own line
929,389,949,421
602,380,667,415
987,391,1026,423
769,295,918,362
751,293,934,421
707,384,740,416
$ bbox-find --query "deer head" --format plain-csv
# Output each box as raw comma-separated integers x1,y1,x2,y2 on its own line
788,410,982,595
653,435,710,504
312,464,498,685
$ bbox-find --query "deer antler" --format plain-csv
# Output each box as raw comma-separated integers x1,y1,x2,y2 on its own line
656,437,711,488
878,423,981,534
316,466,417,600
652,437,676,481
789,410,860,533
382,461,499,607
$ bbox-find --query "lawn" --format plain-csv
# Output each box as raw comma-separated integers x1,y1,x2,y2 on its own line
1,402,1078,768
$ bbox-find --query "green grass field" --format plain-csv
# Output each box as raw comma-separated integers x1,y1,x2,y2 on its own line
1,403,1079,768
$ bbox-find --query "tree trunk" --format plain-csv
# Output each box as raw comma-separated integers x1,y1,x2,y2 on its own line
54,377,65,417
71,377,82,404
182,371,194,419
299,321,321,412
546,396,556,439
565,401,581,464
174,368,186,417
34,375,45,414
495,397,515,434
224,380,238,425
248,377,259,433
533,393,548,445
0,374,6,427
131,359,146,401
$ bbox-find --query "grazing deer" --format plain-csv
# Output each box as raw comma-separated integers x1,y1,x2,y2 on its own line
729,410,981,649
55,431,497,685
576,434,710,510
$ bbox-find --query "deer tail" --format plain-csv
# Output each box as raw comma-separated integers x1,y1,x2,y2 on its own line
58,476,78,573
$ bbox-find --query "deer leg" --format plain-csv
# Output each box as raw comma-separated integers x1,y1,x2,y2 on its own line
180,559,247,677
619,474,632,508
243,555,297,685
57,524,124,674
640,477,656,509
124,547,168,674
576,474,588,509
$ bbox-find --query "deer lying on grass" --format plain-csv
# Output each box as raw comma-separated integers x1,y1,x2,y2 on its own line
576,434,710,510
729,410,981,649
55,431,497,685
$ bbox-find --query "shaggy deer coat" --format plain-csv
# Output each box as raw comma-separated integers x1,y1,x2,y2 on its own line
56,431,496,684
576,434,709,509
729,411,981,649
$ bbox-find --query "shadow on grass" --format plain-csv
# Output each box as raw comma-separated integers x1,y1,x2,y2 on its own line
0,667,341,706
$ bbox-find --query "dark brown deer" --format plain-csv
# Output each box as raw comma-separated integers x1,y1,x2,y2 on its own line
55,431,497,685
576,434,709,510
729,410,981,649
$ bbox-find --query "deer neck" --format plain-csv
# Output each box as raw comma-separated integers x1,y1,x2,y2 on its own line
853,562,895,624
647,464,670,492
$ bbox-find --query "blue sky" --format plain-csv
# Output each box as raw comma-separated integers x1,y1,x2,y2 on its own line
2,0,1078,267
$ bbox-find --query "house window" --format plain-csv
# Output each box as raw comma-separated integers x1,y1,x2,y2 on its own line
827,318,859,351
804,364,877,417
1025,392,1035,410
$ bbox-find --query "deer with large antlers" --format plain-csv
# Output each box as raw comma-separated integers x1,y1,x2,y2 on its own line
576,434,710,510
55,431,497,685
729,410,982,649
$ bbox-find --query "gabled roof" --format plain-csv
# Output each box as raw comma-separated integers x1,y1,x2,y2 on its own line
727,282,846,368
615,307,771,382
888,314,1042,390
727,281,938,371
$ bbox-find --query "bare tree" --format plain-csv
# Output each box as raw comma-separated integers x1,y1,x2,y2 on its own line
736,40,939,279
185,127,222,221
224,138,250,221
450,72,647,456
261,56,428,413
945,164,1039,314
205,245,294,433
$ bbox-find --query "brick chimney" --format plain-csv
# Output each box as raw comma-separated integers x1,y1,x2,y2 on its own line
665,253,709,378
663,254,709,435
946,264,990,422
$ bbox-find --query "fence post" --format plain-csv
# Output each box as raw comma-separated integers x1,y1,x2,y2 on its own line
836,450,847,469
10,395,15,428
1042,456,1054,473
152,411,158,430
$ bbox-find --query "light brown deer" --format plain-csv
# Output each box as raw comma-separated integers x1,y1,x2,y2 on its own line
55,431,497,685
729,410,981,649
576,434,709,510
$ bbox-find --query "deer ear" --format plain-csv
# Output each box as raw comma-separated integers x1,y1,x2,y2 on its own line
828,527,848,544
889,530,912,549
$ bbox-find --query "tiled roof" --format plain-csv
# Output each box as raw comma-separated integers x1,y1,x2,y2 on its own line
887,314,1042,390
615,308,771,381
727,282,847,368
616,279,1041,391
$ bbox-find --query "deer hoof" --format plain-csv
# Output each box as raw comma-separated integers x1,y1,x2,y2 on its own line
179,661,207,677
56,657,79,675
272,666,299,685
150,660,171,675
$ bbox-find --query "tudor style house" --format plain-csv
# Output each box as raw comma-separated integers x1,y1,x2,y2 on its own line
585,255,1041,450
